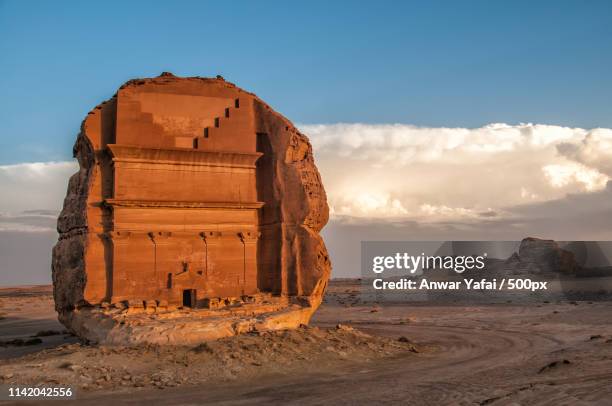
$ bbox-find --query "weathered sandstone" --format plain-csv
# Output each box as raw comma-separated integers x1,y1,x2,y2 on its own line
516,237,580,275
52,73,331,344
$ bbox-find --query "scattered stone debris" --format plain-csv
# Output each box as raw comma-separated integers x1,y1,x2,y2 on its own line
538,359,571,374
191,343,214,354
0,326,419,392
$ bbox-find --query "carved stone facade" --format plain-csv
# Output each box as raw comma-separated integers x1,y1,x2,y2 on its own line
52,73,331,343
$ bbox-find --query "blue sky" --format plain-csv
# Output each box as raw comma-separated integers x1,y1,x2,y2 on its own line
0,0,611,164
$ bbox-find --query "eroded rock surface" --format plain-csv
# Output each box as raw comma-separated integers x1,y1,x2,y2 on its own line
52,73,331,344
516,237,581,275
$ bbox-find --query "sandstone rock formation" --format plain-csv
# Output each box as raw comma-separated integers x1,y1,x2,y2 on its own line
515,237,580,275
52,73,331,344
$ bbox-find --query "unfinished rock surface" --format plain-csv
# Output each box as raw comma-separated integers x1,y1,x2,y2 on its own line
52,73,331,344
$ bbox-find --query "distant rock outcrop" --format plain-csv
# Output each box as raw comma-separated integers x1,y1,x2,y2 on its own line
507,237,581,275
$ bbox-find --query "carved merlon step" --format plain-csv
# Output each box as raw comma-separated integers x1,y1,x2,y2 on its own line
193,98,254,152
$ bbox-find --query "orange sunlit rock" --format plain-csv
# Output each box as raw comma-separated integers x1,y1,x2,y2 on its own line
52,73,331,344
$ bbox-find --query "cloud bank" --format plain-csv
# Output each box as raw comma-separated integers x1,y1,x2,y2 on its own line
0,161,76,232
2,123,612,282
0,161,77,212
2,123,611,233
301,123,612,224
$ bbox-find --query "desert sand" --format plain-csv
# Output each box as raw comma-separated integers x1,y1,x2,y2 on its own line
1,280,611,405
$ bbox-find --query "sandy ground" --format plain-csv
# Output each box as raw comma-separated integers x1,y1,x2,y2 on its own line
1,281,611,405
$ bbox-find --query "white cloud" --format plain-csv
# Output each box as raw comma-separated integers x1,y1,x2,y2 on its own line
332,192,408,218
542,163,609,191
0,161,76,233
0,210,59,233
0,161,77,213
520,187,539,200
556,128,612,176
419,204,484,220
301,122,612,222
0,223,55,233
303,122,587,166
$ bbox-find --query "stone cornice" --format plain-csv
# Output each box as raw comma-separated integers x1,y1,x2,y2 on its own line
107,144,262,168
104,199,264,209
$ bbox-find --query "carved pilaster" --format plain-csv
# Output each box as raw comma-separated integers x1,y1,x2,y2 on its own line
107,231,131,303
148,231,172,289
